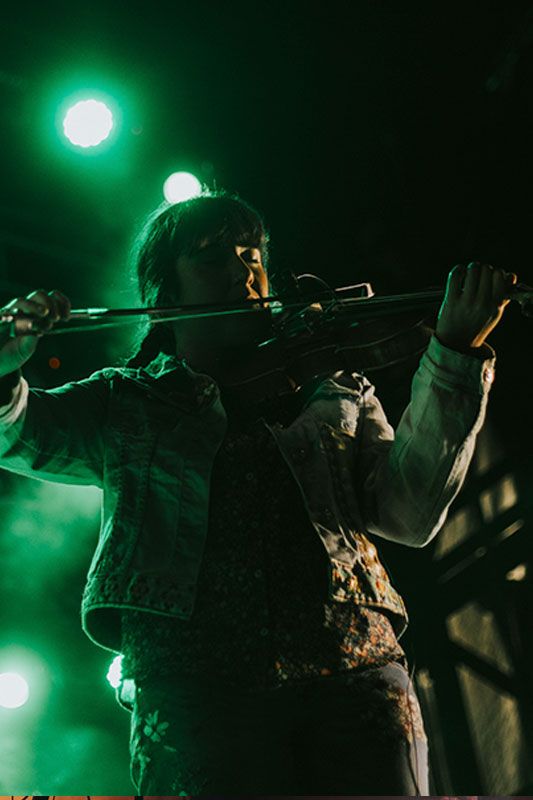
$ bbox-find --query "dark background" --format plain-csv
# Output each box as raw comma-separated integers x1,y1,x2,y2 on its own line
1,0,532,793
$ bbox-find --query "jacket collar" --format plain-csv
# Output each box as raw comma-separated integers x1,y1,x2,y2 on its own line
134,351,219,412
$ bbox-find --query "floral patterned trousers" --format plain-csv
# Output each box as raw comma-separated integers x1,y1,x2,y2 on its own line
128,661,428,795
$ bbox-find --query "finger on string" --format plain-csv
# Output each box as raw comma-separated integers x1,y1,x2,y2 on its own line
446,264,465,299
463,261,481,303
493,268,511,307
478,263,494,306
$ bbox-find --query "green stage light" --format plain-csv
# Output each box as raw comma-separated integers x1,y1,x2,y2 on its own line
63,98,114,148
106,654,123,689
0,671,29,708
163,171,203,203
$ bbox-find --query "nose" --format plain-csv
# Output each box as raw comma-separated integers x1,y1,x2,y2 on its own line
229,248,255,287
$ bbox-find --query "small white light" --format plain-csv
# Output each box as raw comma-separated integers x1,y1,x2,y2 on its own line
163,171,203,203
0,672,30,708
106,654,123,689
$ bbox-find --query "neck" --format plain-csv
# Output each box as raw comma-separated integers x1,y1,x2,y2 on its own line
176,339,259,384
173,310,273,383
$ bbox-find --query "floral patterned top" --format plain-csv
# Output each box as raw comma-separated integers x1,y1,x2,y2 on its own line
121,394,406,689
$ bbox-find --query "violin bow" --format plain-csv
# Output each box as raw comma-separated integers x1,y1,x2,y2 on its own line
1,282,533,337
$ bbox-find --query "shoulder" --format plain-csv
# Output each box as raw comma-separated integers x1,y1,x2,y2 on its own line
38,366,146,405
300,369,376,408
330,369,374,395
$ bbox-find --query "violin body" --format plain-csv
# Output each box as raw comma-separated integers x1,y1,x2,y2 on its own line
220,304,435,427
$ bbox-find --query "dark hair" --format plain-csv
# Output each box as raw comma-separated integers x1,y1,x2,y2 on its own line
125,190,270,368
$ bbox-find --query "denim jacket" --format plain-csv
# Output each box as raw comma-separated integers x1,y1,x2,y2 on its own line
0,335,495,651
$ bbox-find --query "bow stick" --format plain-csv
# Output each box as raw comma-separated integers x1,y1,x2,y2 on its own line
1,283,533,337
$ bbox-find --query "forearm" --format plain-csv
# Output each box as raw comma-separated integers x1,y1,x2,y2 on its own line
360,335,494,547
0,371,109,486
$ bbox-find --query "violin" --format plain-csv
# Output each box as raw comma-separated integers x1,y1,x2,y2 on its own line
2,275,532,420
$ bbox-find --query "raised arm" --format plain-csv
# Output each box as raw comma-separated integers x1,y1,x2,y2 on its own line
355,262,514,547
0,288,108,486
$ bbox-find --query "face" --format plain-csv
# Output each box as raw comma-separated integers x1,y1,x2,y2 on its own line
172,237,270,353
175,238,269,305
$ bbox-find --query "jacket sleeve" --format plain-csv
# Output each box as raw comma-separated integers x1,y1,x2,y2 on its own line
0,369,112,487
355,334,495,547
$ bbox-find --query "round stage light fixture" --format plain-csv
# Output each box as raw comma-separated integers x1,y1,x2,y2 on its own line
0,671,30,708
163,171,203,203
63,98,114,148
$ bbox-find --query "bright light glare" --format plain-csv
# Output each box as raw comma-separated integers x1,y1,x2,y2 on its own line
63,99,114,148
0,672,29,708
163,171,203,203
106,654,123,689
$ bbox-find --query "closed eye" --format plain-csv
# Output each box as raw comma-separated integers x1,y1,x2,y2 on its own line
240,248,262,264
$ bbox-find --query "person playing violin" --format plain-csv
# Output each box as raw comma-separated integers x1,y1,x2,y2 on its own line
0,191,517,794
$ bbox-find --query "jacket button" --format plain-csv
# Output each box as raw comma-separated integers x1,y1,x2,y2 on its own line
260,627,269,636
483,367,494,384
